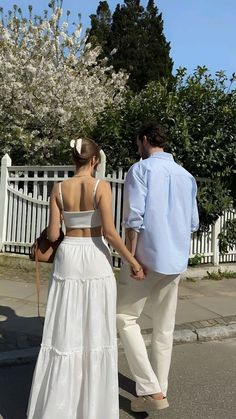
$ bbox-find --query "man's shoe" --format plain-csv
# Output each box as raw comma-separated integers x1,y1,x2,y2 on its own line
131,396,169,412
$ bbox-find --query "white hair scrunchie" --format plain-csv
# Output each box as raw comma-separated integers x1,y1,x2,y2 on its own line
70,138,83,154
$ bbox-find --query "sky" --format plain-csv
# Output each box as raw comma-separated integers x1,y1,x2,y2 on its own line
1,0,236,78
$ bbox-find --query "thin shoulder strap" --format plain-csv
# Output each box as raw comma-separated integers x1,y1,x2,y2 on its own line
58,182,64,211
93,179,100,209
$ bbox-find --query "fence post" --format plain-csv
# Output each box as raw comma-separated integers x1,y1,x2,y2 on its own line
96,150,106,179
0,154,11,252
212,216,221,266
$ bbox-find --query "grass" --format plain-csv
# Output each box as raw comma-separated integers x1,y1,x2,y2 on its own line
1,254,235,283
188,253,203,267
0,254,121,283
202,269,236,281
185,276,197,282
0,254,52,283
113,268,120,280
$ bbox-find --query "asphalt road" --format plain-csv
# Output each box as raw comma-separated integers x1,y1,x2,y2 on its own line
0,339,236,419
119,339,236,419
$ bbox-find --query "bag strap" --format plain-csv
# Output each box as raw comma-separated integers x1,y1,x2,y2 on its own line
35,241,42,321
35,238,45,324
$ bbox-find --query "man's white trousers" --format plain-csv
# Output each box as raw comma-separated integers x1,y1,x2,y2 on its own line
117,265,180,396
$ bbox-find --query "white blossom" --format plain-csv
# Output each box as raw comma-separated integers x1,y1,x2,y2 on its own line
0,5,128,164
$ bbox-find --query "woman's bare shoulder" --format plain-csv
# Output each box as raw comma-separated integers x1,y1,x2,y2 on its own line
98,179,111,186
61,178,73,185
97,180,111,191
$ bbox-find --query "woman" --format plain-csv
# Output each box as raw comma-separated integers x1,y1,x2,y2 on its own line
27,138,144,419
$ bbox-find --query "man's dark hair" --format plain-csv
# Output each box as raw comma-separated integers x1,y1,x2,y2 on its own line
137,122,169,149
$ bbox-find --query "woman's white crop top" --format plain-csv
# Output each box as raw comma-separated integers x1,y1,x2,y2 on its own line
58,180,102,229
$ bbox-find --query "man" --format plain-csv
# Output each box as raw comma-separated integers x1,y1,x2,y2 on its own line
117,122,199,413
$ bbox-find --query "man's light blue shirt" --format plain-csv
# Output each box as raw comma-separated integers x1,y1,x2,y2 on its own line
123,152,199,274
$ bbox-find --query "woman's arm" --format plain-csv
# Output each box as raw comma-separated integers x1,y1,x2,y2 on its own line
47,183,61,242
98,181,144,280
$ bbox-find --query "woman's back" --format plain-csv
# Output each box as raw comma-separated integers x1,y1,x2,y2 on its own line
59,177,99,212
58,177,102,236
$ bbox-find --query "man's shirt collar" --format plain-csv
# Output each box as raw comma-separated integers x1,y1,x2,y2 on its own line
150,151,174,161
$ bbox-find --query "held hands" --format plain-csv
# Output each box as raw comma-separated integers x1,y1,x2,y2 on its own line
130,263,145,281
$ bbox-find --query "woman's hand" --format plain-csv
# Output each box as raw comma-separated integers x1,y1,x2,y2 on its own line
130,264,145,281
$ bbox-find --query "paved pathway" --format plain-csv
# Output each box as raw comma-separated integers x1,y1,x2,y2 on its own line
0,259,236,355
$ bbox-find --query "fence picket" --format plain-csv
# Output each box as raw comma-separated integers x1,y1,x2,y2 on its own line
20,173,28,253
6,188,13,252
111,172,117,220
14,173,19,251
41,172,48,231
16,188,23,252
25,192,33,251
36,196,43,238
11,184,18,253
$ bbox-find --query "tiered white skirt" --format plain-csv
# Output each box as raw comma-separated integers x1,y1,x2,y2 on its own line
27,237,119,419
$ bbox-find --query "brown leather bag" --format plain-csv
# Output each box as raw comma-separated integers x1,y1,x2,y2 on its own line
29,227,64,263
29,227,64,318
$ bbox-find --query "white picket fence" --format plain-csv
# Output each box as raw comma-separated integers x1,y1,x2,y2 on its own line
0,153,235,267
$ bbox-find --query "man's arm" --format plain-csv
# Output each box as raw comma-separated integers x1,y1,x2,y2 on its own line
125,228,138,256
123,164,147,255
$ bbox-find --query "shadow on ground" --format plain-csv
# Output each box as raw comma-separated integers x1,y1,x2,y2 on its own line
0,362,35,419
0,305,43,350
119,372,149,418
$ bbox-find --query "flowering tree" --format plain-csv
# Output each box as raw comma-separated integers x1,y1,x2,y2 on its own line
0,1,128,164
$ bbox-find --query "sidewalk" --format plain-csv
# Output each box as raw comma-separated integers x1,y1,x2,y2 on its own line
0,256,236,364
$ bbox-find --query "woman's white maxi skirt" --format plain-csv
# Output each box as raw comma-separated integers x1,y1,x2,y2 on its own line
27,237,119,419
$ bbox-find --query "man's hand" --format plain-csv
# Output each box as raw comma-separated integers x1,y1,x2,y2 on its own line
130,265,145,281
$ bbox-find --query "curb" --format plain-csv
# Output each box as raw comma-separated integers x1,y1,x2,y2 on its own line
196,323,236,342
1,324,236,366
117,323,236,350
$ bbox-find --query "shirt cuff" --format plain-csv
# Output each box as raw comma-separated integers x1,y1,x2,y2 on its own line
122,221,144,232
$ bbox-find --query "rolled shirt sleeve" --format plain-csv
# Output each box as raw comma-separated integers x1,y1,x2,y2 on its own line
123,164,148,232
